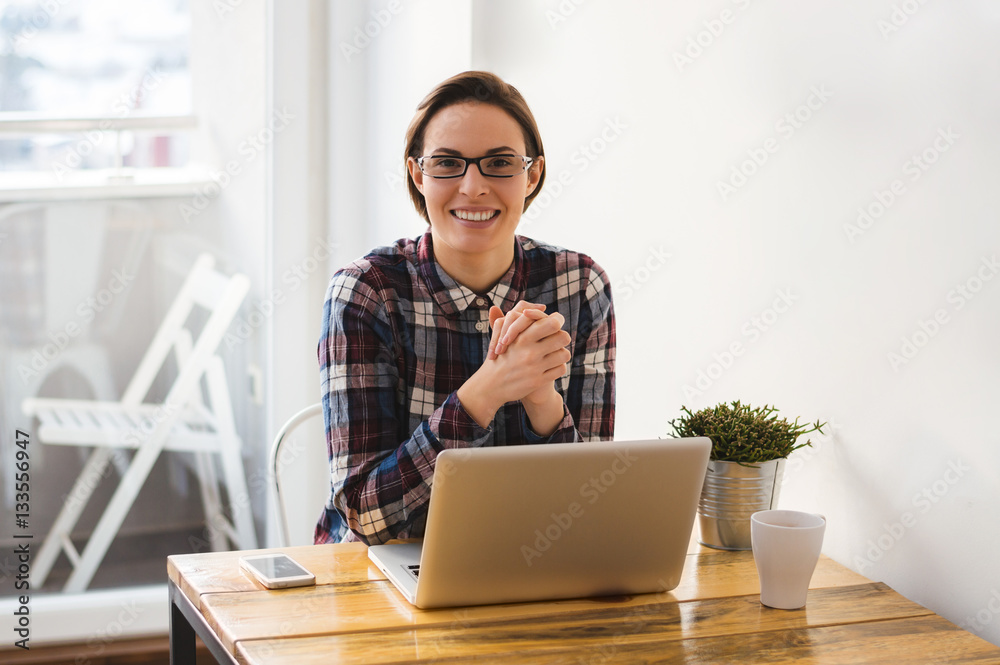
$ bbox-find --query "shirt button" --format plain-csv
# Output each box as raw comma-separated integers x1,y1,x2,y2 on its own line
475,321,487,332
475,297,486,307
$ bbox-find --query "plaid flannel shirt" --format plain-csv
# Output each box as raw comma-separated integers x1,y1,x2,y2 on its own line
314,232,615,545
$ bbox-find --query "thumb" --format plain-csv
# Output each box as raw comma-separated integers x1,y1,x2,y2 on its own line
488,305,504,328
486,316,503,360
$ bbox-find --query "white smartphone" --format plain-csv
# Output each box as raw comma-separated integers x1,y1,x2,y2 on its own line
239,553,316,589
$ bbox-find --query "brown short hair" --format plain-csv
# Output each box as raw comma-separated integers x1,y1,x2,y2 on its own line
404,71,546,222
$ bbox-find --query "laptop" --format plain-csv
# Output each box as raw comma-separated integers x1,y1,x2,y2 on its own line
367,437,711,608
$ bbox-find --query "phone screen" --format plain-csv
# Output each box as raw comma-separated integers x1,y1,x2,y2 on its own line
250,555,310,578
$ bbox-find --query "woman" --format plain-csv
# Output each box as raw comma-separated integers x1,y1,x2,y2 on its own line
315,71,615,545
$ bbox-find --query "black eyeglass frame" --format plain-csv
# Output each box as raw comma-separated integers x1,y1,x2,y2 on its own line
415,154,535,179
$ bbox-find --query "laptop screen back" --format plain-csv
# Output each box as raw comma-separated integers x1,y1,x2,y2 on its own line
412,437,711,608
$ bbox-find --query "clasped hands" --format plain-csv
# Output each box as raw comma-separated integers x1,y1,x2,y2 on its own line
457,300,571,435
485,301,570,411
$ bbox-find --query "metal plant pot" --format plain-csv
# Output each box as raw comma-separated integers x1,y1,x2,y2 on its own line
697,458,785,550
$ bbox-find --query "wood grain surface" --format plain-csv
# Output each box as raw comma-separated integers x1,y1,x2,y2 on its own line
167,543,376,608
232,583,940,664
168,541,1000,664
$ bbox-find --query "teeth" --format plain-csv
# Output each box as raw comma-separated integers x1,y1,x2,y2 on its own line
454,210,495,222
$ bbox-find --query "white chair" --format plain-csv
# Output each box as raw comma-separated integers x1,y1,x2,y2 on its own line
22,253,258,592
0,201,152,506
269,403,324,547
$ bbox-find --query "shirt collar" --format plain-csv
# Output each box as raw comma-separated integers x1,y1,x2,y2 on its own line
417,231,528,317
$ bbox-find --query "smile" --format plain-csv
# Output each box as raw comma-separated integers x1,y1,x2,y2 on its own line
452,209,500,222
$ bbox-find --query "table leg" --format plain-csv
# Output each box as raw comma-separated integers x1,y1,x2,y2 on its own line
169,580,239,665
169,582,197,665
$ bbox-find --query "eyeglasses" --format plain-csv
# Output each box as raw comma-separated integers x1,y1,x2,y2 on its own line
416,154,534,179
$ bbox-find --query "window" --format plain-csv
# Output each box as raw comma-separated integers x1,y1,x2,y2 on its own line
0,0,192,175
0,0,269,646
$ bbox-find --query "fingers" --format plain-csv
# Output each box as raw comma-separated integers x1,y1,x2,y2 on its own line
488,306,504,328
535,347,571,384
515,311,566,345
496,308,547,355
492,301,546,356
511,301,546,314
496,310,568,359
486,306,505,360
542,346,572,374
487,301,567,361
486,315,504,360
478,303,572,402
541,363,569,382
501,301,545,334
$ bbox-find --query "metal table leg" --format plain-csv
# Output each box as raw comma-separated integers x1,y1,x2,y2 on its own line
169,580,238,665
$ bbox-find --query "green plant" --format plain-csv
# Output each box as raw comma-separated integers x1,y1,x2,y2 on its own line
668,401,826,466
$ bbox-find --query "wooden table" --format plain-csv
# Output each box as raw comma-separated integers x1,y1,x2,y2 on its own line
168,539,1000,664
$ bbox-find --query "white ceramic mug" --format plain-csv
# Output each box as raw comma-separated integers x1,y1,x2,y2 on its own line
750,510,826,610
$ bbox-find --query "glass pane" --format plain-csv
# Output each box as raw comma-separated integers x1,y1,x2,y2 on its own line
0,131,191,172
0,0,191,115
0,200,258,594
0,2,210,605
0,0,191,171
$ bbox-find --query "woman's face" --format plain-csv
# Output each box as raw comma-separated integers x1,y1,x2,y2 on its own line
407,102,543,275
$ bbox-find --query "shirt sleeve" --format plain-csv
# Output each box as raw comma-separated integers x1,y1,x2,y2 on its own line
561,261,616,442
316,270,492,545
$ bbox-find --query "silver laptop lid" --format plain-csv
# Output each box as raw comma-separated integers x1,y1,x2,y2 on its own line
414,437,711,608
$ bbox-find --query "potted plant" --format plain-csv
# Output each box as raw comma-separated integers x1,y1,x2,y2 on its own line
669,401,825,550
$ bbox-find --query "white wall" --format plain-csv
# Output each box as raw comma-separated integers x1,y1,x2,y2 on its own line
264,0,334,545
328,0,474,265
478,0,1000,644
326,0,1000,646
